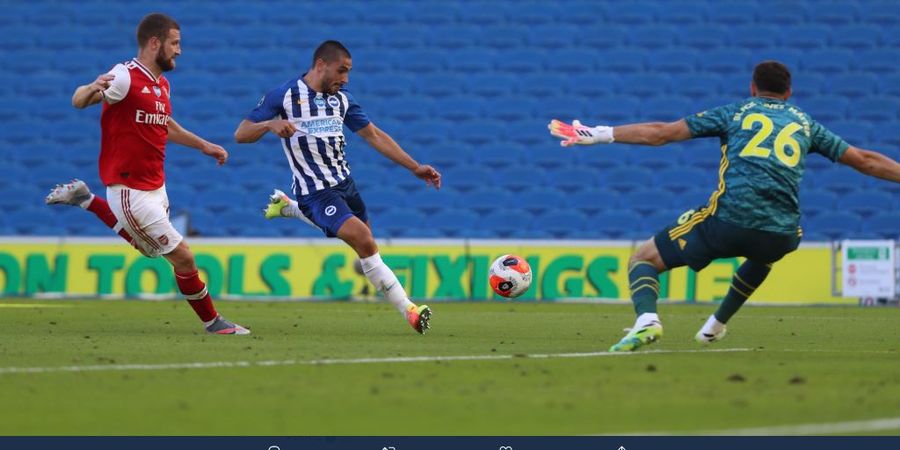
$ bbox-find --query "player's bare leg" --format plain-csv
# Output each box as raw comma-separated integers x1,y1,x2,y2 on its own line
164,241,250,335
336,216,431,334
610,238,666,352
46,179,138,248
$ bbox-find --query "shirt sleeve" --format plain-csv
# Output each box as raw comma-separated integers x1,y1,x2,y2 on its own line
342,90,371,132
683,103,734,138
102,64,130,104
808,120,850,162
245,87,286,123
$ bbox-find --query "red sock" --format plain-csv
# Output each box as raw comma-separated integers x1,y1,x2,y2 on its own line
86,196,135,245
175,270,218,322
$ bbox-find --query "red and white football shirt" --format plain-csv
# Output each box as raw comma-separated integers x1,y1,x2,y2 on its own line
100,58,171,190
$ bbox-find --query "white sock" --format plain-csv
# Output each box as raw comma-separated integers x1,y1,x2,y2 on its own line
202,316,219,328
78,193,95,209
700,314,726,334
359,252,414,316
634,312,661,329
281,199,304,219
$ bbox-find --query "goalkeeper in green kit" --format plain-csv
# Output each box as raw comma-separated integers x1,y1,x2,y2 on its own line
549,61,900,352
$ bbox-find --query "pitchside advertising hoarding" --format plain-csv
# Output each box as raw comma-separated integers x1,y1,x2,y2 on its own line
0,238,854,303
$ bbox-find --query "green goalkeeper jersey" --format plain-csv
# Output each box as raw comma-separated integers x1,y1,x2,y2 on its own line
683,97,850,235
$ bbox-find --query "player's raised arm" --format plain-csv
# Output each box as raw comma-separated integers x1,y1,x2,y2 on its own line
168,117,228,165
356,123,441,189
548,119,692,147
838,145,900,182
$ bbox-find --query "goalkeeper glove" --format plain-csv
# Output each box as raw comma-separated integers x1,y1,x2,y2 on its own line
548,119,615,147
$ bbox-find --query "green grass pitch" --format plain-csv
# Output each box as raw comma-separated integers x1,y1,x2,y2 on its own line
0,300,898,435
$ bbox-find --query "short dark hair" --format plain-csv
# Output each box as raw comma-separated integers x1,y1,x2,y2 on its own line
312,40,351,65
752,60,791,94
136,13,180,48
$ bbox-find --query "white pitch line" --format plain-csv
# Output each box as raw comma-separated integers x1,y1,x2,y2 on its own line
603,416,900,436
0,348,753,375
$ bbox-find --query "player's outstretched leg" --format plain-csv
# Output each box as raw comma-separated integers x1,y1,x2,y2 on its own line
339,218,431,334
695,260,772,343
167,242,250,335
263,189,317,226
610,239,667,352
46,179,138,247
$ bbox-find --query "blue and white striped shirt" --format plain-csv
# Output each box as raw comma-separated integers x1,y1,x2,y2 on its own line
246,74,370,196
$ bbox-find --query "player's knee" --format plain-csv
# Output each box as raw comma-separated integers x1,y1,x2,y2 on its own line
629,239,665,271
165,242,197,272
351,231,378,258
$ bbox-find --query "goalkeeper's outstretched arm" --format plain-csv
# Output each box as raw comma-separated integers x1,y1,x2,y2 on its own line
839,146,900,182
549,119,691,147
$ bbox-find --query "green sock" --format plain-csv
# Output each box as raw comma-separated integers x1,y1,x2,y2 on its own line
715,260,772,323
629,261,660,315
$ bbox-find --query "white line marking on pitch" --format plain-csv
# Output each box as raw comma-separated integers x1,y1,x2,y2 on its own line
602,416,900,436
0,348,752,375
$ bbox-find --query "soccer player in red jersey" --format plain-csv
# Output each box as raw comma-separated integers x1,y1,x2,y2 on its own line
47,13,249,335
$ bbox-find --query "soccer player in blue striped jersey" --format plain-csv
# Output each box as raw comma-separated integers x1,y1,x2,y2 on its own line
234,40,441,335
550,61,900,352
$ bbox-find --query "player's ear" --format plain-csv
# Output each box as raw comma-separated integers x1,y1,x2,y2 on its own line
783,87,792,101
749,81,757,97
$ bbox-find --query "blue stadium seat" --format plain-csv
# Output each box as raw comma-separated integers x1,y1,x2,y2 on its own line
731,25,782,50
800,190,837,218
589,97,641,122
863,212,900,239
517,73,571,98
532,210,589,239
706,3,757,25
414,5,459,26
623,189,677,216
603,167,653,193
859,2,900,25
830,26,881,51
879,74,900,96
378,208,427,238
480,209,534,238
657,167,710,194
645,50,699,74
842,191,894,218
800,97,849,123
807,212,861,240
699,49,753,74
456,2,509,26
548,49,598,73
428,25,478,50
508,3,560,26
829,74,879,98
446,49,495,73
587,211,644,239
601,50,645,73
801,49,854,73
495,167,547,191
629,26,679,50
527,25,578,50
855,49,900,73
769,3,810,25
620,74,672,98
659,2,708,25
567,74,619,98
679,25,728,50
849,99,897,122
781,25,830,50
577,26,628,49
426,209,479,237
809,2,859,25
546,168,601,193
639,98,693,122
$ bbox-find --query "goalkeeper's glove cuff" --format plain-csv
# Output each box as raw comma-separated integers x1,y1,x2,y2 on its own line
588,124,615,144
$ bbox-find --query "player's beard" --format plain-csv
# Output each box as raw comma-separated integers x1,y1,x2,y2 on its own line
156,47,175,72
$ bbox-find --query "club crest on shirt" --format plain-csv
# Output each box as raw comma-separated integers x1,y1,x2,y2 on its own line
314,96,326,108
152,86,162,97
327,96,340,108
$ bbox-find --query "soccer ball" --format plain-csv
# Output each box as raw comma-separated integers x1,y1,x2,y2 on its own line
489,254,532,298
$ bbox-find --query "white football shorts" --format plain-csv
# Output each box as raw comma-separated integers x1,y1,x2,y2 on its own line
106,184,183,258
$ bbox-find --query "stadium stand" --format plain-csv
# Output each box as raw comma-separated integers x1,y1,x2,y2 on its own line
2,0,897,240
